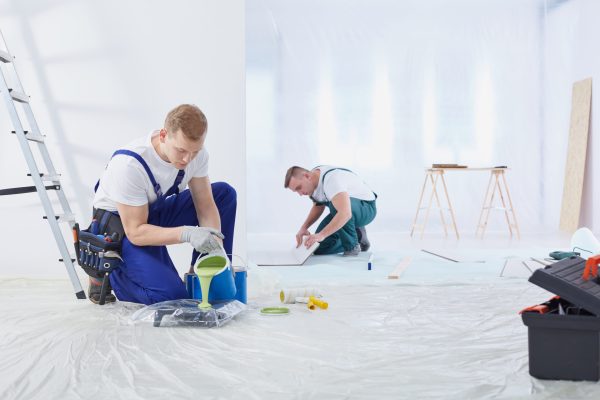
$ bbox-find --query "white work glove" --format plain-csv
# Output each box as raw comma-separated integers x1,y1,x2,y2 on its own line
180,226,225,254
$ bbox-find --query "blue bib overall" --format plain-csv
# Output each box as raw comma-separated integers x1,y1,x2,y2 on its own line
101,150,237,305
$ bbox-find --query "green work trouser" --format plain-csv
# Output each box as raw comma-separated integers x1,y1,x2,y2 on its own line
314,197,377,255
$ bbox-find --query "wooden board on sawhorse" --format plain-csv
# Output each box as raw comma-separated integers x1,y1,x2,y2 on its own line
410,169,460,239
476,168,520,239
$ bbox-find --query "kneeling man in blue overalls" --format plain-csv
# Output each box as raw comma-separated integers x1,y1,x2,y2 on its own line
91,104,236,305
284,165,377,256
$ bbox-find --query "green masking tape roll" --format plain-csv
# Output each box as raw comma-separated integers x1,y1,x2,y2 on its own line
260,307,290,315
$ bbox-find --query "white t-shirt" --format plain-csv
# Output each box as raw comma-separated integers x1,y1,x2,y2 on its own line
310,165,376,203
93,130,209,212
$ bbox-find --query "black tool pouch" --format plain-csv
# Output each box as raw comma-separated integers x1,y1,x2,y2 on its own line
72,209,125,305
75,227,123,279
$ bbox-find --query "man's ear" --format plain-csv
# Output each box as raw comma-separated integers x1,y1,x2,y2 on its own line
303,172,311,180
159,129,167,143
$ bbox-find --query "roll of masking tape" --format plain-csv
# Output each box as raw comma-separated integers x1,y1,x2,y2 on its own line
260,307,289,315
280,288,321,304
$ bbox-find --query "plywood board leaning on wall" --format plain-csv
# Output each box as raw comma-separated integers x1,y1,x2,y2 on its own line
559,78,592,233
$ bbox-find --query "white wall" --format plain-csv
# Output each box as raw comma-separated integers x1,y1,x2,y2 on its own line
0,0,246,280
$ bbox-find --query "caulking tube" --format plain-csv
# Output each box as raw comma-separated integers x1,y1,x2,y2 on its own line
280,288,321,304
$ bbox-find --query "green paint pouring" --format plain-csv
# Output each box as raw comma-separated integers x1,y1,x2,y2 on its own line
195,254,228,309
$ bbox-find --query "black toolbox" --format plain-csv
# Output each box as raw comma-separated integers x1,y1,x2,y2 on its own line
521,255,600,381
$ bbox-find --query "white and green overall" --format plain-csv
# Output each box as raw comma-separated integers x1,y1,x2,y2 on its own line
309,166,377,255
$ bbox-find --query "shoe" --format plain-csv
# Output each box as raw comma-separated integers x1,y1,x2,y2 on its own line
88,277,116,304
356,226,370,252
343,244,361,256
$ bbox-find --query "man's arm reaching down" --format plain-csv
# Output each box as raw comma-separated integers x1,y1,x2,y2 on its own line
117,202,183,246
304,192,352,247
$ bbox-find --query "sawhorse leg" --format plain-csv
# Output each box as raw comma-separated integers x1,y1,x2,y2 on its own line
476,170,520,239
477,172,496,238
500,170,520,239
410,173,429,238
411,170,459,239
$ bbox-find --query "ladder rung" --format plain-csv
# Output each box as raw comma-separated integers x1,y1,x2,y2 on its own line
42,174,61,182
43,213,76,223
0,184,60,196
11,130,45,143
0,49,13,63
28,173,61,182
9,89,29,103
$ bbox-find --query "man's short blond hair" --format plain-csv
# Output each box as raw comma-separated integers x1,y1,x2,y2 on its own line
284,166,309,188
165,104,207,141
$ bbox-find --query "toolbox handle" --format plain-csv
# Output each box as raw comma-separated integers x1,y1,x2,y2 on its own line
583,255,600,281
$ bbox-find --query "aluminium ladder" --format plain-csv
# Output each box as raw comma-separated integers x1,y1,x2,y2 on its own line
0,31,85,299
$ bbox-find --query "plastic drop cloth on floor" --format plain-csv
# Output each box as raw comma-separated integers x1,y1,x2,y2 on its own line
1,250,600,399
131,299,246,328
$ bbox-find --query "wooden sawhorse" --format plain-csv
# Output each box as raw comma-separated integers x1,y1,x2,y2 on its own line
410,167,520,239
410,169,459,239
476,168,520,239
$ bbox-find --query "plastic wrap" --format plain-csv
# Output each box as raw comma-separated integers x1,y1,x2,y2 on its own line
131,299,246,328
4,249,600,398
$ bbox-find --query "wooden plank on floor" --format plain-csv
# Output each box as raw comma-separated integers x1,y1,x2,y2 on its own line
388,256,412,279
560,77,592,233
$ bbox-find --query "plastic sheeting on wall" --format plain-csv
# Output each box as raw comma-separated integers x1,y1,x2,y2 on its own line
246,0,597,236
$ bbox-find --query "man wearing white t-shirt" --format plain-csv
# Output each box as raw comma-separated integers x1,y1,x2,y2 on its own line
284,165,377,256
90,104,237,305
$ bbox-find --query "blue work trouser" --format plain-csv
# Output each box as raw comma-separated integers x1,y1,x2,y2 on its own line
110,182,237,305
314,197,377,255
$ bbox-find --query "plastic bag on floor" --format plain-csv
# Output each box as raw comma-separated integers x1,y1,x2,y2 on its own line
131,299,246,328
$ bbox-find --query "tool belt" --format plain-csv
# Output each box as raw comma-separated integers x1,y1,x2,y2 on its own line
73,209,125,280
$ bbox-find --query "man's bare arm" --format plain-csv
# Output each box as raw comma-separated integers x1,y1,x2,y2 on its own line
189,176,223,246
116,202,183,246
304,192,351,247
